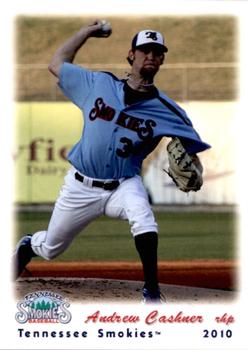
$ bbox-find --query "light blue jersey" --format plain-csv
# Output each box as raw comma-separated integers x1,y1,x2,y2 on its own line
59,63,210,179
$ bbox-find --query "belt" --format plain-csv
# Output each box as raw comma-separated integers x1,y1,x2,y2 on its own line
75,172,120,191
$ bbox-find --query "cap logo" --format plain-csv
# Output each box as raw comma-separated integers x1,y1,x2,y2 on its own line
145,31,158,41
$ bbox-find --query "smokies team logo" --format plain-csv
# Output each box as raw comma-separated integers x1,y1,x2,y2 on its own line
15,291,72,324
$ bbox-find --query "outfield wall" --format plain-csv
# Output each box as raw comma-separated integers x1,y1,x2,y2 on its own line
14,102,82,203
14,101,237,204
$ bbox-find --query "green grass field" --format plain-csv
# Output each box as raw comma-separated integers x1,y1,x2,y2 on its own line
15,211,237,262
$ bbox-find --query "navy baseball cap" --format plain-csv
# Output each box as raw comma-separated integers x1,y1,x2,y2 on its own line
131,30,168,52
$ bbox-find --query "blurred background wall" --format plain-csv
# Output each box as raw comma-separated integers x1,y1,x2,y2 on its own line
14,16,238,204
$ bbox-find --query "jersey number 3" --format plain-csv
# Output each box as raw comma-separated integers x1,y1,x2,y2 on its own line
116,137,134,158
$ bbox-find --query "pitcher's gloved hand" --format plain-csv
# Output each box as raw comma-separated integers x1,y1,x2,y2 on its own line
164,137,203,192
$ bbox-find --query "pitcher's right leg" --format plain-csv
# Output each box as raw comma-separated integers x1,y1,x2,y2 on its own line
13,167,106,279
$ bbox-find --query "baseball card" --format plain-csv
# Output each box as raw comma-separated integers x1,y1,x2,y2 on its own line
0,0,248,349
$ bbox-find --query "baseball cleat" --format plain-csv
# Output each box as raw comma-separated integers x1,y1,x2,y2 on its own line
12,235,36,280
142,287,165,304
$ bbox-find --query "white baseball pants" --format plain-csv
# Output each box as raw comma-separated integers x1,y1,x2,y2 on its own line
31,167,158,260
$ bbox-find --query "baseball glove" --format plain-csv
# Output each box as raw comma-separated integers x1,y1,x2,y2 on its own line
164,137,203,193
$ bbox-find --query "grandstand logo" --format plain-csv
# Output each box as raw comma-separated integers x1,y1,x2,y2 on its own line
15,291,72,324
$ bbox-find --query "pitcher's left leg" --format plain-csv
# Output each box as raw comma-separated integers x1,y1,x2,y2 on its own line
105,175,162,303
134,231,160,299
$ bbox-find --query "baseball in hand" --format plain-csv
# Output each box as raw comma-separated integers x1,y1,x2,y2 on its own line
99,20,112,37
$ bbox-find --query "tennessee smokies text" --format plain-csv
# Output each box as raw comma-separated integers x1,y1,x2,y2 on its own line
84,310,204,325
17,328,157,339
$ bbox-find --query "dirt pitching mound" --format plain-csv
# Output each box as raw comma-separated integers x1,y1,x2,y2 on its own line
14,277,238,304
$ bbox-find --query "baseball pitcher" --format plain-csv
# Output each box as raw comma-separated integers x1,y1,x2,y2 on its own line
13,20,210,303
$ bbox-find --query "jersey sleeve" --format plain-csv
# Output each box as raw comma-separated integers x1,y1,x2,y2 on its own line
58,62,95,108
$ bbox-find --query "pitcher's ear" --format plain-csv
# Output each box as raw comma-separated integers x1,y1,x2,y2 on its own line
160,54,165,65
127,50,135,66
